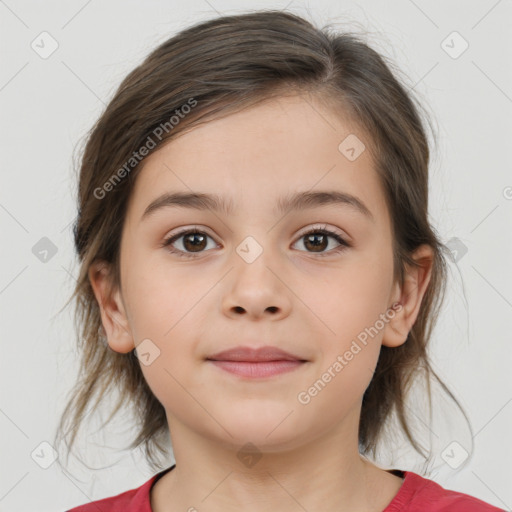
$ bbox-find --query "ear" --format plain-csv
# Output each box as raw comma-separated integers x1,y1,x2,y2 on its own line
382,244,434,348
88,260,135,354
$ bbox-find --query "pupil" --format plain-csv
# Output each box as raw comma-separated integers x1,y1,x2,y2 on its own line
185,233,206,252
306,234,326,252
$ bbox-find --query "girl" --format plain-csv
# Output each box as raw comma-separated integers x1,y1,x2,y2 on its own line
57,9,505,512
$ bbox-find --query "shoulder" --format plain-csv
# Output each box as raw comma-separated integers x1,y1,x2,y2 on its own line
385,470,506,512
65,466,174,512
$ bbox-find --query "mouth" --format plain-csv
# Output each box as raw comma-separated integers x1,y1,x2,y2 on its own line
206,345,308,379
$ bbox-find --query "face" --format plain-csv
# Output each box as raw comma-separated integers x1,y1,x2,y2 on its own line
94,93,423,454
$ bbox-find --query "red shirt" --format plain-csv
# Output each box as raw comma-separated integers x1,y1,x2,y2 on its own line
66,465,506,511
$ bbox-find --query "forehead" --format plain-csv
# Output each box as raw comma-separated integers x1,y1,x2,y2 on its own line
126,94,388,225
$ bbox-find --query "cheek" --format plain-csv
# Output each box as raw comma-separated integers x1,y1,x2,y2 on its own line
121,255,207,397
122,252,201,338
302,245,393,392
309,251,393,337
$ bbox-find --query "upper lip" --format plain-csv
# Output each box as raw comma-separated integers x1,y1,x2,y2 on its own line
207,345,306,362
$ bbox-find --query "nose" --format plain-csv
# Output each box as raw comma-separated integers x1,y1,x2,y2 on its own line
221,244,292,321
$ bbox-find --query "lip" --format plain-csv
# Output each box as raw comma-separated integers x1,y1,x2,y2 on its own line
206,345,305,362
206,346,307,379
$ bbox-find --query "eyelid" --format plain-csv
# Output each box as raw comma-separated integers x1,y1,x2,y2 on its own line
296,223,348,239
163,224,215,239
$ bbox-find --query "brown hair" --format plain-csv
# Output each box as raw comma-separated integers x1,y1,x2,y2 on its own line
54,9,470,473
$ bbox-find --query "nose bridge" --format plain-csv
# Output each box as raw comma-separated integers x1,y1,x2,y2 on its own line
222,229,291,318
231,230,281,288
229,196,281,265
235,233,268,266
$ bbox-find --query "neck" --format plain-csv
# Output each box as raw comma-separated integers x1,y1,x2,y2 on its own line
151,411,402,512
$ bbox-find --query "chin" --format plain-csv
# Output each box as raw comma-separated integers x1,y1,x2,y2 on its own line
208,404,310,451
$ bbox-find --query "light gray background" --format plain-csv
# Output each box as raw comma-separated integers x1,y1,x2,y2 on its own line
1,1,511,511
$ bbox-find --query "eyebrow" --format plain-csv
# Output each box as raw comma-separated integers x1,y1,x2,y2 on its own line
140,190,374,222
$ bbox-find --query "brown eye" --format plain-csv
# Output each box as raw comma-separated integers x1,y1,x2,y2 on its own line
303,232,329,252
163,229,217,258
162,225,350,259
181,232,208,252
293,227,350,257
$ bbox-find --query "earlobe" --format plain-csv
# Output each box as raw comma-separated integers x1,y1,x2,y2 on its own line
88,261,135,354
382,244,434,348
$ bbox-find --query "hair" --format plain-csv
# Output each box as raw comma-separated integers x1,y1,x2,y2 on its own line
54,9,471,473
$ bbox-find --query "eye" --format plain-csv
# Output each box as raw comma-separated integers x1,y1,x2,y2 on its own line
292,225,350,257
162,227,218,259
162,224,350,259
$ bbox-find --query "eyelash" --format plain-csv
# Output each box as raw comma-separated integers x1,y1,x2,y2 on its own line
161,225,350,259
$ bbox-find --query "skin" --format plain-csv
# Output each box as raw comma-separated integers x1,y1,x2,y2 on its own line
89,92,433,512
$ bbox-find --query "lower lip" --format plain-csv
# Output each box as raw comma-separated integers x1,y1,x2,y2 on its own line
208,360,305,378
